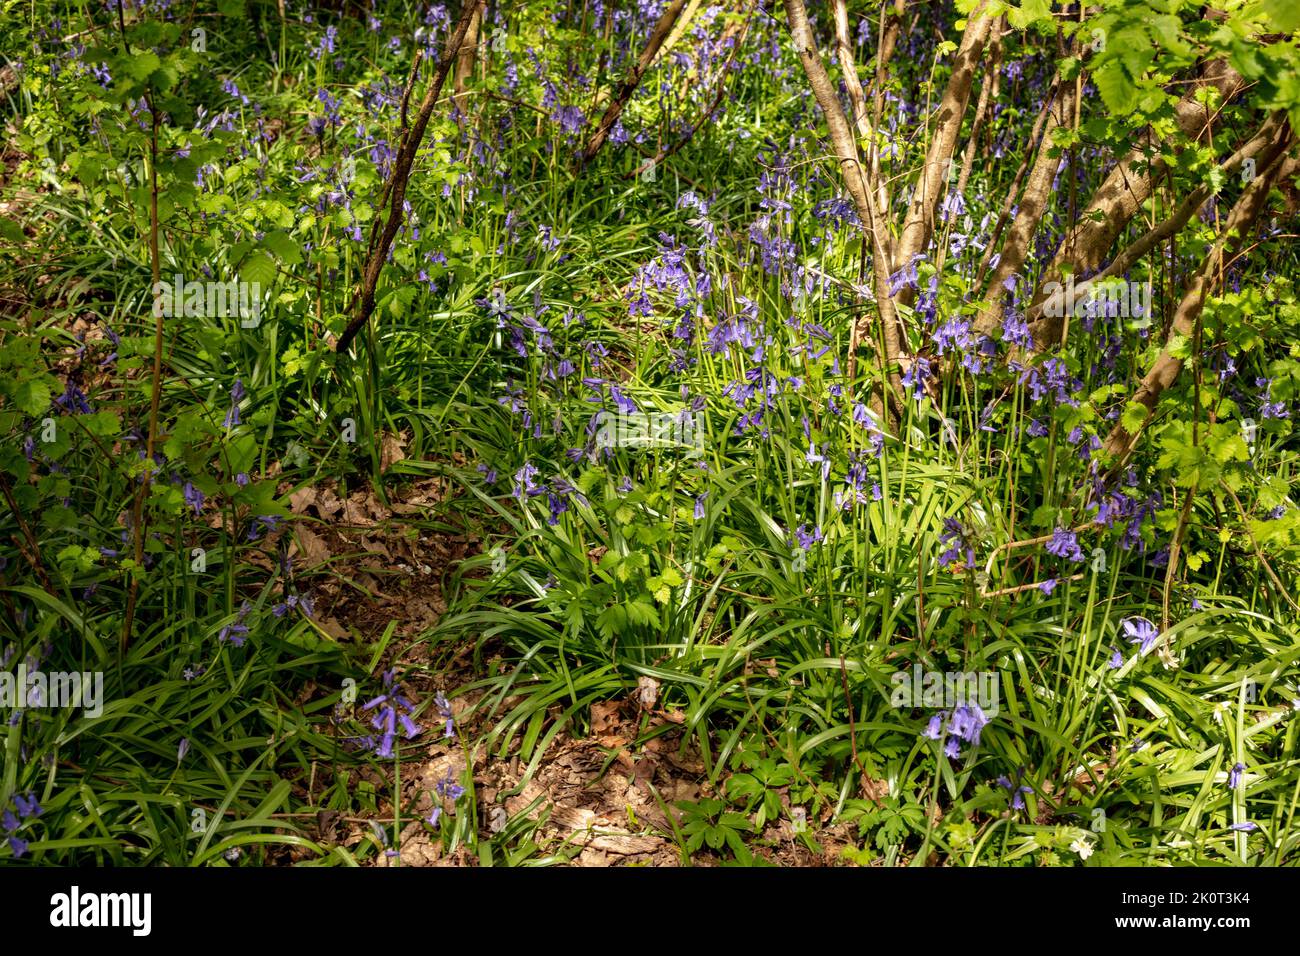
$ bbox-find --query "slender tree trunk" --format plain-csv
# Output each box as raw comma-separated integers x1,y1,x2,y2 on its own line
1022,111,1289,335
579,0,688,165
783,0,905,419
973,78,1076,336
1026,61,1247,349
891,0,993,287
452,3,481,117
337,0,484,353
1100,133,1295,462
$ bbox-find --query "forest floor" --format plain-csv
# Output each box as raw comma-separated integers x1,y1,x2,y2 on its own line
281,475,853,866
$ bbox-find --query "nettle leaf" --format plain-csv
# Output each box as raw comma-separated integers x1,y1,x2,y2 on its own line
1007,0,1051,31
121,51,161,82
260,230,303,266
1145,15,1191,58
238,250,278,287
382,285,418,318
1121,401,1150,436
1094,61,1137,115
10,378,52,416
81,410,121,438
1029,504,1058,530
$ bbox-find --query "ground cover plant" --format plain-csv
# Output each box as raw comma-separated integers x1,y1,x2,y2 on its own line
1,0,1300,868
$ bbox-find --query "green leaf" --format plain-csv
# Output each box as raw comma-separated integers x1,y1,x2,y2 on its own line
123,51,161,81
238,250,278,287
260,230,302,266
1094,61,1137,116
11,379,52,416
1261,0,1300,32
1121,401,1150,435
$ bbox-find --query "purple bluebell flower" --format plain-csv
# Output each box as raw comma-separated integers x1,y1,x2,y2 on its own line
949,704,989,746
223,379,245,429
922,713,945,740
1046,527,1084,562
434,692,455,739
183,481,205,516
938,517,975,570
793,524,823,551
1122,616,1159,655
435,766,465,802
900,357,932,402
218,601,252,647
361,670,422,759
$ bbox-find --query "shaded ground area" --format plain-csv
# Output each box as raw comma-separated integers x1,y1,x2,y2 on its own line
267,471,857,866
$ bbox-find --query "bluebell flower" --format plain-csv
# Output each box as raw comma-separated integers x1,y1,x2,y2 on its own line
1046,527,1083,562
793,524,823,551
1122,616,1158,655
900,357,932,402
938,517,975,569
922,713,945,740
949,704,989,745
183,481,205,516
361,670,422,759
435,766,466,801
223,379,245,429
434,692,455,739
217,601,252,647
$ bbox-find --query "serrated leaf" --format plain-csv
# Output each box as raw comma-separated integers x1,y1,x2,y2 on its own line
238,250,278,287
123,51,161,81
1094,61,1137,115
260,230,302,266
1261,0,1300,32
1121,401,1150,435
12,379,52,416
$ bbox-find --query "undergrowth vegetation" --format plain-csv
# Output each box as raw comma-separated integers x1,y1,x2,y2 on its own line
2,0,1300,866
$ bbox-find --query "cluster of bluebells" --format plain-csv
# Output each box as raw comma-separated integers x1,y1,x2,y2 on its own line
359,669,423,759
2,793,42,858
922,703,990,760
426,766,466,830
1045,527,1084,563
938,517,977,570
1121,616,1158,657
